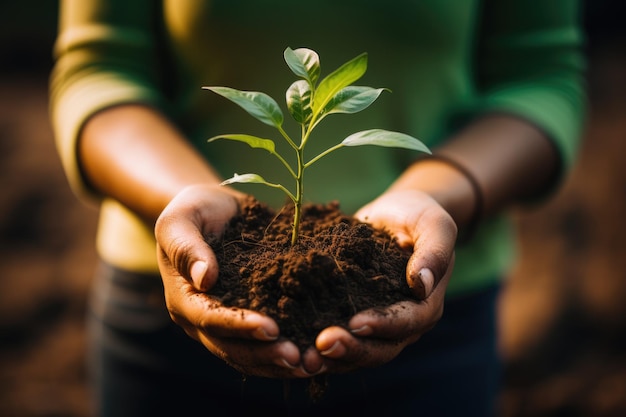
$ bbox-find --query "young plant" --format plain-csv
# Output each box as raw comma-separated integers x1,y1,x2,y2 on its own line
204,47,430,246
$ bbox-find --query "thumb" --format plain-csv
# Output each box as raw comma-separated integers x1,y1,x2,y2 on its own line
155,216,220,292
407,223,456,300
189,259,212,291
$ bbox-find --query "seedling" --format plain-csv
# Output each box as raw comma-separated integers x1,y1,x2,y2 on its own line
204,47,430,246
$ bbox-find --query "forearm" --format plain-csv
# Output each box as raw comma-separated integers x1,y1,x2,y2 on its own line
389,115,560,233
79,104,234,222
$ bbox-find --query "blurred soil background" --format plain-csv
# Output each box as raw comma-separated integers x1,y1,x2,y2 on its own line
0,2,625,416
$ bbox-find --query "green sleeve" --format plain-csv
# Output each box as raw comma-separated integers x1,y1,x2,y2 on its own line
49,0,166,201
469,0,587,172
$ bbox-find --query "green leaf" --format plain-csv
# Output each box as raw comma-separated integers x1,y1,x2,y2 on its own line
313,52,368,114
208,134,295,178
203,86,283,128
286,80,313,124
221,173,296,202
220,173,268,186
207,134,276,153
341,129,431,153
284,47,320,87
322,86,388,116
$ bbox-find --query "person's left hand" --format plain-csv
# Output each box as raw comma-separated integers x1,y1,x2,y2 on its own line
313,189,457,373
156,184,326,378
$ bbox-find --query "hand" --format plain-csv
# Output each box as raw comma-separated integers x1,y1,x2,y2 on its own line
155,184,324,378
313,189,457,373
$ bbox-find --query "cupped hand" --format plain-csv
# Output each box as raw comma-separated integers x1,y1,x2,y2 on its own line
155,184,324,378
313,189,457,373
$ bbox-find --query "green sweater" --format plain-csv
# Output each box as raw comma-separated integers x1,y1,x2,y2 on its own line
50,0,586,296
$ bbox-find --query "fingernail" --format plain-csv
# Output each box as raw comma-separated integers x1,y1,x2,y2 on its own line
253,327,278,341
190,261,208,290
313,364,328,376
350,325,372,336
299,363,327,377
417,268,434,299
280,358,297,370
320,341,341,356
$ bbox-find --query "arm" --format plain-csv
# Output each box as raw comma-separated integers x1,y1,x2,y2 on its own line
391,114,560,234
316,0,586,372
51,1,318,379
315,116,557,369
365,0,586,298
79,104,230,223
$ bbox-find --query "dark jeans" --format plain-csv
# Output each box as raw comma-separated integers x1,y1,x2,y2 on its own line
87,261,502,417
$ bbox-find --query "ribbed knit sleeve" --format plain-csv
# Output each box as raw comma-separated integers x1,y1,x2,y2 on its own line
49,0,165,201
471,0,586,171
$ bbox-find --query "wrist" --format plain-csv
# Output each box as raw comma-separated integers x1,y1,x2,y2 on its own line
389,155,483,243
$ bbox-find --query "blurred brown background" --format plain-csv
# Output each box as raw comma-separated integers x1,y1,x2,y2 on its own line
1,2,625,416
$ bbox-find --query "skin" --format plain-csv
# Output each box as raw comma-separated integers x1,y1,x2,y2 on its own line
80,104,558,378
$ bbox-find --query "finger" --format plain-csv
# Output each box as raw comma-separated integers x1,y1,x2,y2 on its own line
316,326,403,371
164,275,280,341
155,186,240,292
347,300,431,341
156,213,220,291
407,208,457,299
300,346,327,376
197,333,306,378
346,263,453,341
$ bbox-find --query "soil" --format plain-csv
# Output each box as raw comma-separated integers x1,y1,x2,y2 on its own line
3,4,626,416
208,196,414,351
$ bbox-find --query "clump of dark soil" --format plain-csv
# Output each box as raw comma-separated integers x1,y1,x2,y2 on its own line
208,196,415,352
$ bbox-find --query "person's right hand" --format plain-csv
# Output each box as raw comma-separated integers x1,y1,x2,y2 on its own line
155,185,325,378
311,188,457,374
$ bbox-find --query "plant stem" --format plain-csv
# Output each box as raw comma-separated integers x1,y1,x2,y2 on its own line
305,143,344,168
291,144,305,246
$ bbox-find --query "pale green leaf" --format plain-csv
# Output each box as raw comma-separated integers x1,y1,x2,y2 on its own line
286,80,312,124
207,134,276,153
284,47,320,87
341,129,431,153
221,173,296,202
203,86,283,128
313,52,368,114
323,86,388,116
220,173,268,186
208,134,296,178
